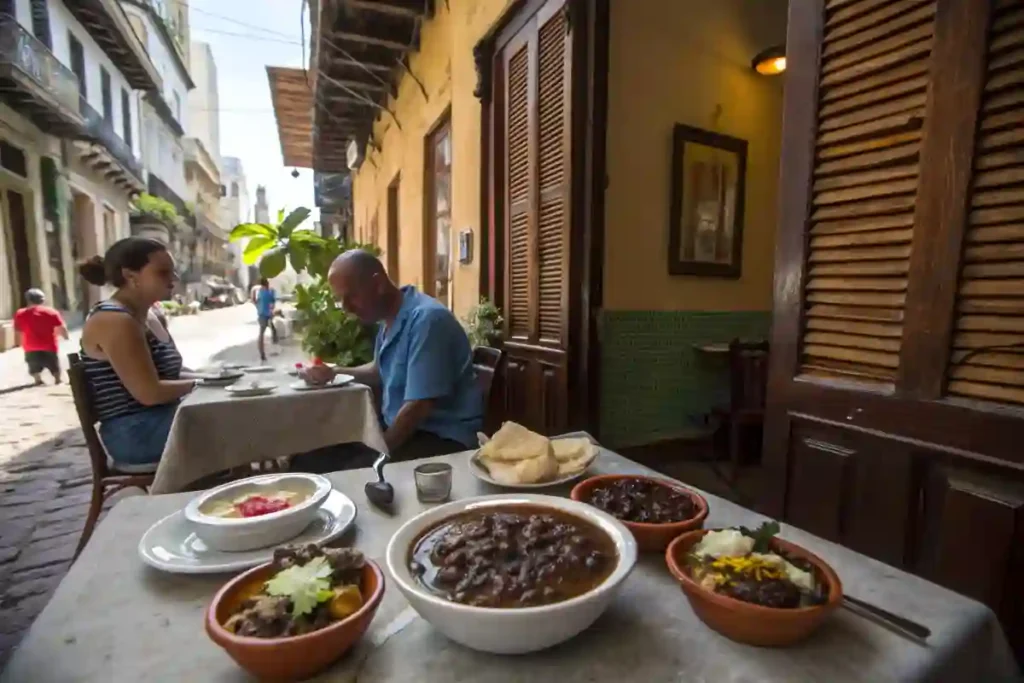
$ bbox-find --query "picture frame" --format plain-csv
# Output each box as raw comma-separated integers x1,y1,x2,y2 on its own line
668,123,748,278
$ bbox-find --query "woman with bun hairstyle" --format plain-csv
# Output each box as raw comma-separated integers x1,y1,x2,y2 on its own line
78,237,198,468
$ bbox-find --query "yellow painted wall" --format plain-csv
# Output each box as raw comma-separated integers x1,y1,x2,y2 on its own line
351,0,512,319
603,0,788,312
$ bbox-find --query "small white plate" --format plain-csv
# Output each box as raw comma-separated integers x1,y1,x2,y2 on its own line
138,489,357,574
242,365,275,374
468,451,592,489
289,373,355,391
225,382,277,397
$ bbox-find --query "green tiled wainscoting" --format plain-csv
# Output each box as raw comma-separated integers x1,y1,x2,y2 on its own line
598,310,772,448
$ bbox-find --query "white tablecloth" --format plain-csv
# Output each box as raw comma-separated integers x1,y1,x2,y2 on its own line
151,371,387,493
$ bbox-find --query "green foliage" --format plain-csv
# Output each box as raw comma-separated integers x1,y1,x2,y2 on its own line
264,556,334,617
131,193,179,226
294,279,374,365
736,521,781,553
463,297,504,347
229,206,360,280
228,207,383,365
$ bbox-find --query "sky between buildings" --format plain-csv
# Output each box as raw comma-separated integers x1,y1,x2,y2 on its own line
189,0,318,226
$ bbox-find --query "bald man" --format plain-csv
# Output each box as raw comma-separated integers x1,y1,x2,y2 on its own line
301,250,482,463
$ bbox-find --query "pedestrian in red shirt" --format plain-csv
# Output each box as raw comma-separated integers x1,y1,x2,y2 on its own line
13,288,69,385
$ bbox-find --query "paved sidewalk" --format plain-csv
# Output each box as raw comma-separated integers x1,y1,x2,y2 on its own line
0,307,304,669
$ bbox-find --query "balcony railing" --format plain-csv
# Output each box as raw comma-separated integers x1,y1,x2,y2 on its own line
0,15,82,119
79,96,144,183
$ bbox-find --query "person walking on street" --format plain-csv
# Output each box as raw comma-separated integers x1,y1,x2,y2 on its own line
255,277,278,363
13,288,69,385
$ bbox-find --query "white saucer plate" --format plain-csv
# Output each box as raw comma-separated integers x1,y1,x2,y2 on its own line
242,365,275,374
289,373,355,391
468,450,595,489
138,489,357,574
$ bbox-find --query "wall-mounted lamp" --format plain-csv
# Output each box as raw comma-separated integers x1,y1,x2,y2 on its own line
752,46,786,76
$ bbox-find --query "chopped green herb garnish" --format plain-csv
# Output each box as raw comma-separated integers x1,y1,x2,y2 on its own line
264,556,335,617
735,520,781,553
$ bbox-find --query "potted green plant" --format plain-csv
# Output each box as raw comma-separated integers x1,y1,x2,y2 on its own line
229,207,381,365
130,193,180,244
463,298,504,348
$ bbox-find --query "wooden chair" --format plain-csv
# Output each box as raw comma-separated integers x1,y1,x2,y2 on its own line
472,346,504,434
711,339,770,483
67,353,155,561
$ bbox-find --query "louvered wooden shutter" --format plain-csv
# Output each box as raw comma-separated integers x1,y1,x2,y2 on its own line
506,41,531,337
947,0,1024,405
536,8,569,343
503,2,571,344
799,0,938,384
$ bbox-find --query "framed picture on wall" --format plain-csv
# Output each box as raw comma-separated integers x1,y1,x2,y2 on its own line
668,123,748,278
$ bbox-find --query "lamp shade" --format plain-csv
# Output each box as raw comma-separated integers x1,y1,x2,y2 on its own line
752,46,786,75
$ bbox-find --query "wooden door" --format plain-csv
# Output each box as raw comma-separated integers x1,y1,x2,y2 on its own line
493,0,573,434
6,190,31,302
766,0,1024,658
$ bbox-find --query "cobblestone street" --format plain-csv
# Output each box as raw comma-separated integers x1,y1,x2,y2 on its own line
0,306,302,668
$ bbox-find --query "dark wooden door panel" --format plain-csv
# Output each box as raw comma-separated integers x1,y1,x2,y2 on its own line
786,421,920,569
917,466,1024,611
765,0,1024,659
785,427,852,543
502,342,568,434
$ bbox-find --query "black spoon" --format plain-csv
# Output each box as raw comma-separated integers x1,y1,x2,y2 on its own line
365,452,394,511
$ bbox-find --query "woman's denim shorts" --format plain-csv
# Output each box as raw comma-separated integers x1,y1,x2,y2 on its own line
99,402,179,466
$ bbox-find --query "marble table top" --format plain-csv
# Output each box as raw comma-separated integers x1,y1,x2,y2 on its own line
3,442,1020,683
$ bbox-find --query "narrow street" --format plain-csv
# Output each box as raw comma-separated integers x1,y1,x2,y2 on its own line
0,305,300,666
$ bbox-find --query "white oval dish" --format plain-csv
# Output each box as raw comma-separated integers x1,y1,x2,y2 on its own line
385,493,638,655
139,489,357,574
183,473,333,552
289,373,354,391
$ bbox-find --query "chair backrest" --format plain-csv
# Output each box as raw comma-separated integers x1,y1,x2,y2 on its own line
67,353,109,479
472,346,504,431
726,339,770,412
472,345,502,401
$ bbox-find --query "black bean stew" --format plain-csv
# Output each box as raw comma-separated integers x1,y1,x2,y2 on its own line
586,478,698,524
408,505,617,608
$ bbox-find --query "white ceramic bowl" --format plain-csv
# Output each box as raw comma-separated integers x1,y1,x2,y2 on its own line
183,473,333,552
385,494,638,654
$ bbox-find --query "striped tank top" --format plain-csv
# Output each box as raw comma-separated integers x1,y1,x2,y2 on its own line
82,301,184,421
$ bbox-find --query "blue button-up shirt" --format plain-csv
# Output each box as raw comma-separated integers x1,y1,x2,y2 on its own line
375,286,482,447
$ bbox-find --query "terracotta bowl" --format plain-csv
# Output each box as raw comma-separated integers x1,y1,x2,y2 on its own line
205,558,385,681
665,529,842,647
570,474,708,551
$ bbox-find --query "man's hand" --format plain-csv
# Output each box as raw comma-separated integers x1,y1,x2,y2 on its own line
301,364,336,386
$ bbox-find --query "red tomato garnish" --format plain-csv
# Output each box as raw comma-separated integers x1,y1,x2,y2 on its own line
313,357,324,366
235,496,291,518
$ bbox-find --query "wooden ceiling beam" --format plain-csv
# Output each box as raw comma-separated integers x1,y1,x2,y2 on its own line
340,0,429,20
330,31,411,52
321,55,394,72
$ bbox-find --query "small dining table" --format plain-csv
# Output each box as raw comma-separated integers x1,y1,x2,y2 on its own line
4,446,1019,683
151,369,387,494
